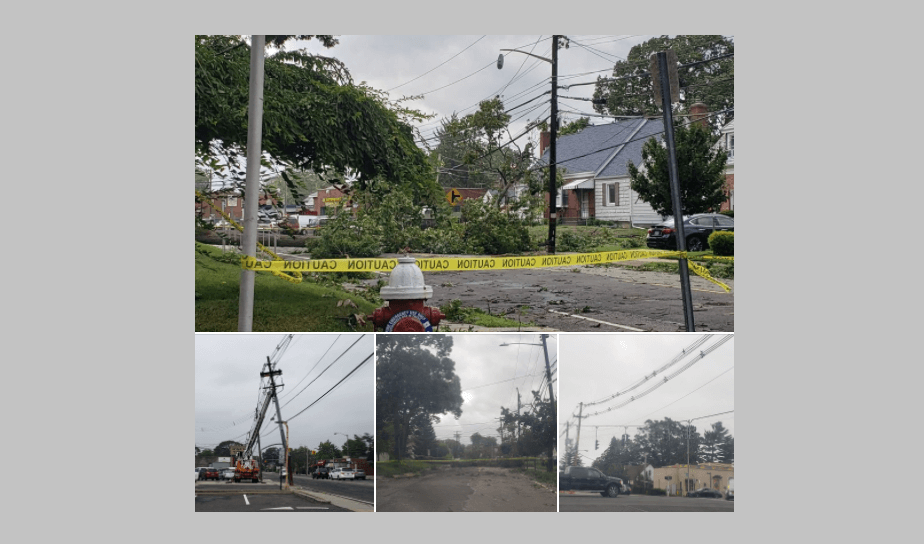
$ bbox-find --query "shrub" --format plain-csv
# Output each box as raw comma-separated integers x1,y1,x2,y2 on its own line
720,209,734,218
460,200,533,255
309,214,384,258
648,488,667,496
708,231,734,256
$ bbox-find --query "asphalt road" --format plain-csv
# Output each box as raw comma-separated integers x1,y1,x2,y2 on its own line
423,264,734,332
287,473,375,505
195,491,349,512
377,466,556,512
559,492,734,512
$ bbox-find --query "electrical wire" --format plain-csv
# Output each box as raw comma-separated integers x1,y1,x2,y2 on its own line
387,36,486,92
280,334,367,409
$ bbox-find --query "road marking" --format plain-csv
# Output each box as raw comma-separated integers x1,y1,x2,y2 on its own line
262,507,294,511
296,507,330,510
243,495,249,505
547,309,646,331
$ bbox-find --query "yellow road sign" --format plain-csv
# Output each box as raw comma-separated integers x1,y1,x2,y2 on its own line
446,188,463,206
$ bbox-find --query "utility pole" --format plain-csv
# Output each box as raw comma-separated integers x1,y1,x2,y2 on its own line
651,50,695,331
256,433,262,480
238,35,266,332
540,334,555,408
575,402,583,465
261,356,287,490
548,35,559,254
516,388,521,443
564,421,570,466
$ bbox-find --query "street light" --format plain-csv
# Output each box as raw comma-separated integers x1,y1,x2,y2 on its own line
498,335,555,407
498,35,561,254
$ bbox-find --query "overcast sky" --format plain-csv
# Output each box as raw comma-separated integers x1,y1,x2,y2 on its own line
288,35,656,150
195,334,374,456
421,333,558,446
558,333,734,466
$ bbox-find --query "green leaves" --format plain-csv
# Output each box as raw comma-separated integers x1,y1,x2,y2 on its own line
628,122,729,216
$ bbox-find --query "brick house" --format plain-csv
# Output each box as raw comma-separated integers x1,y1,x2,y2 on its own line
197,190,244,221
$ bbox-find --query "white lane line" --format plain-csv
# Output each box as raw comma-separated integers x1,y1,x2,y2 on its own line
262,507,295,510
296,507,330,510
547,309,646,331
243,495,249,505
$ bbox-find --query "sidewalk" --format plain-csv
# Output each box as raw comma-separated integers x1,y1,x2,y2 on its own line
292,487,374,512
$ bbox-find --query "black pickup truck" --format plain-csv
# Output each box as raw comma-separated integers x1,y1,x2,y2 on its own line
559,466,623,497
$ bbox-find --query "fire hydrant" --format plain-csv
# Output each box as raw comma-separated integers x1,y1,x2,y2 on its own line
370,257,444,332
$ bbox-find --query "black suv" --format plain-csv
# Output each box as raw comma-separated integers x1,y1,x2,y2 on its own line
646,213,734,252
312,467,330,480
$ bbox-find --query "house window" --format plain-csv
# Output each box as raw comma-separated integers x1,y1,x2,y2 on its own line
562,190,569,207
605,183,619,206
727,133,734,159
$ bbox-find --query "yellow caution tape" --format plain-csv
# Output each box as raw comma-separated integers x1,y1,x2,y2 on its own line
198,191,730,291
240,249,732,292
195,191,302,284
702,255,735,261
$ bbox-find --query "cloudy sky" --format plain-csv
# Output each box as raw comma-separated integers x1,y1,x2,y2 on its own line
558,333,734,466
424,333,558,445
287,35,660,151
195,333,374,456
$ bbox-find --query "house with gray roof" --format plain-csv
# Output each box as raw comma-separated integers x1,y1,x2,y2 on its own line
538,118,666,227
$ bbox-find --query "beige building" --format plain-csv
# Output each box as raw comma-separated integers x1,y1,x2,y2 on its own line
652,463,734,496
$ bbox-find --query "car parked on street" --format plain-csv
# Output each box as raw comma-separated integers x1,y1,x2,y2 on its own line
687,487,724,498
221,468,236,481
196,468,202,481
353,469,366,480
312,467,329,480
201,467,220,481
646,213,734,252
330,468,356,480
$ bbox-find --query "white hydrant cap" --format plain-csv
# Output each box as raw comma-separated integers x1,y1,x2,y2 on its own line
379,257,433,300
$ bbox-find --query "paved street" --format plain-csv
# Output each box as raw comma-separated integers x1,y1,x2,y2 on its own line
194,491,349,512
377,466,556,512
559,492,734,512
426,263,734,332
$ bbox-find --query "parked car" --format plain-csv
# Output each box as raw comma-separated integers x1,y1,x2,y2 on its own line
687,487,724,498
353,469,366,480
196,467,209,481
281,467,287,477
312,467,329,480
222,468,236,480
330,468,356,480
201,467,220,481
726,477,734,500
196,468,202,481
646,213,734,252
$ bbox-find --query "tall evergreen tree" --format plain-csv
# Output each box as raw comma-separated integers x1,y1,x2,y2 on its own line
701,421,731,463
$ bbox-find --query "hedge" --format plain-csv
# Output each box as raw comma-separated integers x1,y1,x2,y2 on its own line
708,231,734,256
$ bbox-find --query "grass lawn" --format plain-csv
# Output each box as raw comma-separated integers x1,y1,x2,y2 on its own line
195,243,377,332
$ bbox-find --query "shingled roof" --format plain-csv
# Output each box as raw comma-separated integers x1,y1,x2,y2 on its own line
539,118,664,178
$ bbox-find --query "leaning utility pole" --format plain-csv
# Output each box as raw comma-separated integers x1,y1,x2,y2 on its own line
540,334,555,409
261,356,287,490
651,50,695,331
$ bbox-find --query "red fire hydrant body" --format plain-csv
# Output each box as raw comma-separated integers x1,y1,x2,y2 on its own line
370,257,444,332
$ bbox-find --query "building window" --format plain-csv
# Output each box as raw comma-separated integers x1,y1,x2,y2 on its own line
727,133,734,159
562,190,569,207
605,183,619,206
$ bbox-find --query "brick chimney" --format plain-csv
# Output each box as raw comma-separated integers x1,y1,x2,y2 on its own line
540,131,551,157
690,102,708,129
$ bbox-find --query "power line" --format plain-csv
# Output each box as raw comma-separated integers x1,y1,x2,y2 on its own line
583,335,733,418
387,36,486,92
633,366,734,424
279,334,367,409
278,335,341,400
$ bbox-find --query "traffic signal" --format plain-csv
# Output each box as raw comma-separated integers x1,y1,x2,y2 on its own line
595,440,599,450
